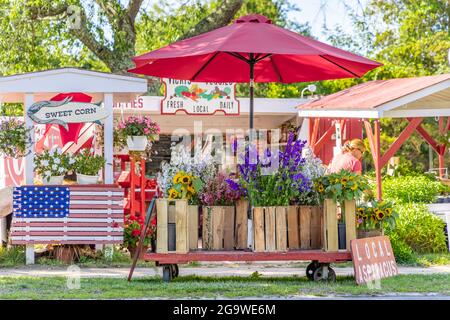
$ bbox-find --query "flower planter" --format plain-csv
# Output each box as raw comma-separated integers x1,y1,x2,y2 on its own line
155,199,198,253
357,229,383,239
202,206,235,250
76,173,99,185
235,199,249,250
42,175,65,185
286,205,323,250
323,199,356,252
128,245,149,259
253,206,287,252
126,135,148,151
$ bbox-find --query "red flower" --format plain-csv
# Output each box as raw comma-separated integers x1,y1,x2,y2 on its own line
112,222,119,228
132,229,141,237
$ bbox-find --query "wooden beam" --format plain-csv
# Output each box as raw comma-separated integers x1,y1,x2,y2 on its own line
414,124,440,153
363,120,377,163
374,120,382,200
309,118,320,148
380,118,423,168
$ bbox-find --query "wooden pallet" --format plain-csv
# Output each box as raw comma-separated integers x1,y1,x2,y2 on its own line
202,206,235,250
235,199,248,250
253,206,287,252
323,199,356,252
156,199,198,253
286,205,322,250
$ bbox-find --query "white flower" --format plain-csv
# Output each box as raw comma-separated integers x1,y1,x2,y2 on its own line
43,170,51,178
54,158,61,164
56,148,62,155
58,167,65,174
69,158,76,165
52,164,58,171
41,160,49,166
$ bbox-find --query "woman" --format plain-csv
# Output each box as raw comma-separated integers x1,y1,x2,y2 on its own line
328,139,366,175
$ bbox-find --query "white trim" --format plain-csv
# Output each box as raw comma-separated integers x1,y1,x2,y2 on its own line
24,94,34,185
384,108,450,118
104,93,114,184
297,109,381,119
377,79,450,112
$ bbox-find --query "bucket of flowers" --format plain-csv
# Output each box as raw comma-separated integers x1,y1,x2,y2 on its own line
124,215,156,258
34,148,75,185
200,171,242,250
118,115,160,151
0,118,32,158
73,148,106,184
356,200,397,238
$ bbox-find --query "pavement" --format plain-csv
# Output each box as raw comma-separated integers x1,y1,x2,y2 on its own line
1,262,450,278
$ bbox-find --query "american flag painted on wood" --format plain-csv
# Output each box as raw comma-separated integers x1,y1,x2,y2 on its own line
10,185,124,245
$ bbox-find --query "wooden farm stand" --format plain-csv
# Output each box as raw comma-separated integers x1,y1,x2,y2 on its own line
141,199,355,282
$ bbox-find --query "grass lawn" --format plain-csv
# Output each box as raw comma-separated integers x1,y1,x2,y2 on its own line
0,274,449,299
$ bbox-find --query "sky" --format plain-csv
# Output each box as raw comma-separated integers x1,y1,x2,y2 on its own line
287,0,368,43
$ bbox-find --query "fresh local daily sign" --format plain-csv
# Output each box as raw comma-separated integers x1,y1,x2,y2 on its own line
161,78,239,115
351,236,399,285
28,97,108,130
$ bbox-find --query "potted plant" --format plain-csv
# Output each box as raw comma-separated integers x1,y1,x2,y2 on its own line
201,172,242,250
123,215,155,258
118,115,160,151
34,148,75,185
0,118,32,158
74,148,106,184
356,200,397,238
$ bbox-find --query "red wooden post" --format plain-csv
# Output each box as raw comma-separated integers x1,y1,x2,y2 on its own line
438,117,447,178
374,120,382,200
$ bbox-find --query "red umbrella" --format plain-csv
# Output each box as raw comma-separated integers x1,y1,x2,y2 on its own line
129,14,381,130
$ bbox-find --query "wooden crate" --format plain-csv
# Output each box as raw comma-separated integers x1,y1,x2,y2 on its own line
253,206,287,252
286,205,322,250
202,206,235,250
156,199,198,253
323,199,356,252
235,199,248,250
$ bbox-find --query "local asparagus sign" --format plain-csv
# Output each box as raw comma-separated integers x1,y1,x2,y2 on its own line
350,236,399,285
27,97,108,130
161,78,239,115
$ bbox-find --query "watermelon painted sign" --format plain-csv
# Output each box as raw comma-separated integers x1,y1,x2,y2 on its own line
351,236,399,285
161,78,239,115
27,97,108,130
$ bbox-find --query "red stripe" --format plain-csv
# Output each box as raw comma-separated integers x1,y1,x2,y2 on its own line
68,186,122,191
70,195,123,201
69,213,123,218
12,222,123,227
11,240,123,245
11,231,123,236
69,204,122,209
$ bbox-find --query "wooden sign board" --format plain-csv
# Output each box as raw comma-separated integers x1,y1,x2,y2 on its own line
161,78,239,115
350,236,399,285
28,97,108,130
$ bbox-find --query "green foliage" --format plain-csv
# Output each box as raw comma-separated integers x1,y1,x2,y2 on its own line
385,203,447,254
0,118,31,158
0,246,25,266
74,148,105,176
388,232,417,264
34,148,75,180
382,175,443,204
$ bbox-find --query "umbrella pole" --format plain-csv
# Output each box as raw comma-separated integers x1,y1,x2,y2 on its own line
248,55,255,250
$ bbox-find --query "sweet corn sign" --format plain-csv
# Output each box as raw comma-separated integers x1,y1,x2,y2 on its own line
350,236,399,285
27,97,108,130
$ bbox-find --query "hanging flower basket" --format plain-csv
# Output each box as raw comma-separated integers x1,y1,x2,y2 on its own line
0,118,32,158
126,135,148,151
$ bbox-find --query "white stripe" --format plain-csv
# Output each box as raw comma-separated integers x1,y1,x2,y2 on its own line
13,218,123,223
10,236,123,241
12,227,123,232
69,209,123,214
70,191,123,196
70,200,123,205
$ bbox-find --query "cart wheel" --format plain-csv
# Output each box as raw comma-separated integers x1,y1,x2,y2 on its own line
170,264,179,278
313,266,336,282
306,261,320,281
162,265,172,282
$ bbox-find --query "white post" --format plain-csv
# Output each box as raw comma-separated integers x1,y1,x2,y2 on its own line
101,93,114,256
103,93,114,184
24,93,35,264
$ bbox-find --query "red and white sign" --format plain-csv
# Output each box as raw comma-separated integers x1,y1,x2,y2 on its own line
351,236,399,285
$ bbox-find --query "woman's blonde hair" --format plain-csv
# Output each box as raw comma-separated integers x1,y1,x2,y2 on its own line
342,139,366,153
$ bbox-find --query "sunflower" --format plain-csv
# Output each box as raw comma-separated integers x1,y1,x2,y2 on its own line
168,188,179,199
374,209,385,220
341,177,348,185
181,174,191,185
172,172,183,184
187,185,195,194
385,207,393,216
350,183,358,191
357,207,365,215
317,184,324,192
